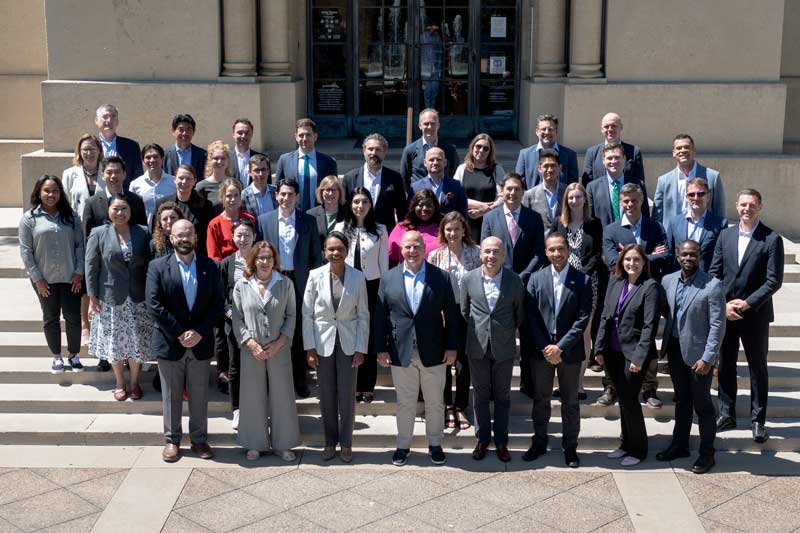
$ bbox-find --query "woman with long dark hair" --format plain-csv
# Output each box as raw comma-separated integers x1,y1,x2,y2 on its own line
19,175,85,373
453,133,504,242
333,187,388,403
150,201,184,258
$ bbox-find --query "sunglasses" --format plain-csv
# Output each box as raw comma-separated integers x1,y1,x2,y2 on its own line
474,144,491,152
686,192,707,198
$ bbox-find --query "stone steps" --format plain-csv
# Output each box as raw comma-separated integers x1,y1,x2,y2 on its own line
0,412,796,452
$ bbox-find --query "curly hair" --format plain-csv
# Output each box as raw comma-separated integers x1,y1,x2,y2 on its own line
152,202,185,255
204,140,232,178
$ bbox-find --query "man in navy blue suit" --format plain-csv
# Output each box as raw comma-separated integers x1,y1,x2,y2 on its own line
94,104,142,190
409,147,468,218
582,113,646,193
163,114,208,179
515,114,579,189
400,108,458,189
274,118,338,212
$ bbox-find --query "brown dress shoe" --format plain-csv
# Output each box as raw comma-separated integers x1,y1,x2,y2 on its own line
496,444,512,462
472,442,489,460
190,442,214,459
340,447,353,463
162,443,180,463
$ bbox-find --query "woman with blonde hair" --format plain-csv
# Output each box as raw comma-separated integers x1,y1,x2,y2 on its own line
307,175,346,253
453,133,505,242
196,140,233,209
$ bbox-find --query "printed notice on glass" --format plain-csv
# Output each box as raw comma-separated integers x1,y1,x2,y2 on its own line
490,17,506,38
489,56,506,75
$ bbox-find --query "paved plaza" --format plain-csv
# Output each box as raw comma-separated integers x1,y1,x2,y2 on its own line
0,446,797,532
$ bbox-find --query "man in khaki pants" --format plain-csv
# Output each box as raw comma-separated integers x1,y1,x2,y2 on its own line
374,231,460,466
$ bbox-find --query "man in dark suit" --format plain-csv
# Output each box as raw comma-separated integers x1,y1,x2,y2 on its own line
521,149,564,232
83,156,147,238
274,118,338,212
409,147,468,218
481,172,546,397
146,219,224,462
163,114,208,178
375,230,459,466
240,154,276,222
94,104,142,190
229,118,263,188
665,177,727,273
525,232,592,468
258,179,322,397
600,183,667,408
460,236,526,462
710,189,784,443
582,113,646,193
399,108,458,189
586,143,650,226
515,113,579,189
154,167,215,256
342,133,407,233
656,240,726,474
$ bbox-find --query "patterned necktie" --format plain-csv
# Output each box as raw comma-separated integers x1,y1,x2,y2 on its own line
302,155,311,211
611,180,620,221
506,211,518,244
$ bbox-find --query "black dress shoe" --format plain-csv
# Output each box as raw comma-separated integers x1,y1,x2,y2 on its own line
97,359,111,372
295,384,311,398
552,389,561,398
522,444,547,462
564,449,579,468
655,446,691,462
496,444,511,463
716,416,737,431
577,392,588,401
752,422,769,443
472,442,489,461
519,385,533,399
692,455,715,474
596,388,617,406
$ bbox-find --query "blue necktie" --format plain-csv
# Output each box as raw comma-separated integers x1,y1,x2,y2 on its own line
302,155,311,211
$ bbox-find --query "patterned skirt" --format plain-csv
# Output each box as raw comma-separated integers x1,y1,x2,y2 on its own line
88,298,154,362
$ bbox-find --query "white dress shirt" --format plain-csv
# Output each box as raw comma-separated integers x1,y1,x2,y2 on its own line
278,210,297,271
235,148,252,188
363,163,382,205
675,162,697,215
482,268,502,312
738,221,759,265
403,262,426,315
551,264,569,334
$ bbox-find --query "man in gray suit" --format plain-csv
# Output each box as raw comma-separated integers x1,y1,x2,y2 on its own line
653,134,726,233
521,149,564,232
656,240,726,474
524,232,592,468
515,113,579,189
461,236,526,462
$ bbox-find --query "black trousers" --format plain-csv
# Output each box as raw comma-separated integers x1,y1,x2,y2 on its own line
33,282,81,356
214,317,229,374
284,271,307,389
532,358,581,451
605,350,648,459
717,317,770,424
225,320,241,410
444,313,470,409
666,337,716,457
603,356,658,394
356,279,380,393
469,350,514,446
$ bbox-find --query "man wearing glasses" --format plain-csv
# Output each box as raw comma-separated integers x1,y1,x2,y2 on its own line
653,134,726,234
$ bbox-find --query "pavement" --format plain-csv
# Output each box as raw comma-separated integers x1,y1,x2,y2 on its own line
0,446,798,532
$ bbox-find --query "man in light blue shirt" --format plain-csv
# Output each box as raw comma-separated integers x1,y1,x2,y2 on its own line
129,143,175,224
241,154,276,220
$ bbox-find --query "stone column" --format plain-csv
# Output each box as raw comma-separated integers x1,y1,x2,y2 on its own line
534,0,567,77
221,0,258,76
568,0,604,78
259,0,291,77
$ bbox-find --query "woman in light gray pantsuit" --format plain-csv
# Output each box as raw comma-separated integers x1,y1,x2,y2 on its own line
303,231,369,463
232,240,300,462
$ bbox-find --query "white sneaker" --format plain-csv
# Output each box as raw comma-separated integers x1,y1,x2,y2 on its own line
231,409,240,430
51,358,65,374
620,456,641,467
607,448,627,459
278,450,296,462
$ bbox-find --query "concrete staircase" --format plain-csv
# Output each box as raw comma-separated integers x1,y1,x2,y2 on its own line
1,207,799,453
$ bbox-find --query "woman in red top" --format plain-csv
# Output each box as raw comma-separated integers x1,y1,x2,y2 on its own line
207,178,257,261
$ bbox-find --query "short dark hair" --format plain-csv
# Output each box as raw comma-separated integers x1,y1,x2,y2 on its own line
277,179,300,195
737,188,763,204
602,142,625,156
171,114,196,131
232,118,254,131
673,133,695,147
102,155,126,172
500,172,525,188
546,231,568,246
538,149,560,165
326,230,350,250
141,143,165,159
295,118,317,134
248,153,271,173
232,218,256,235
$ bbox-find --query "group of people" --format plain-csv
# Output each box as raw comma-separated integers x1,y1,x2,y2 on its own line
18,104,784,473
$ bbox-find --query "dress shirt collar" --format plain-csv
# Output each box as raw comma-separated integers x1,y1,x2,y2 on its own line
503,204,521,219
481,267,502,283
421,138,438,150
403,261,426,278
686,210,707,225
551,264,569,283
175,252,196,270
677,161,697,179
679,270,698,285
536,141,560,152
298,148,316,159
620,213,642,230
738,220,759,237
279,209,296,223
364,162,382,181
606,172,624,186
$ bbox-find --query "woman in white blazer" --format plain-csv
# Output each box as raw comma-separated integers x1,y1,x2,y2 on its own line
333,187,388,404
302,231,369,463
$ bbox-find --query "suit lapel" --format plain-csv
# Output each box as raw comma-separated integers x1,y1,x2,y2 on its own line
541,270,555,333
169,256,190,316
490,269,508,313
619,281,642,315
320,264,333,312
737,224,762,273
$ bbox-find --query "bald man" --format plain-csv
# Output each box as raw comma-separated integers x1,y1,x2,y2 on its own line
460,236,526,462
409,147,468,217
581,113,647,195
374,231,460,466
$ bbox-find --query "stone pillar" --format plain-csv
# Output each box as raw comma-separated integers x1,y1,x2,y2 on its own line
221,0,258,76
568,0,604,78
259,0,291,77
534,0,567,77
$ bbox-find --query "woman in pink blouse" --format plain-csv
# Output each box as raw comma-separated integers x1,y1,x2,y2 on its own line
387,189,442,266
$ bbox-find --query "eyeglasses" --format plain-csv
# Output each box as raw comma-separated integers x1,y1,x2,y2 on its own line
474,144,490,152
686,192,707,198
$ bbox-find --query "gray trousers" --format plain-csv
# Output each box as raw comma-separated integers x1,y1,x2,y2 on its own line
317,344,357,447
159,349,210,445
391,347,446,449
468,351,514,446
532,358,581,451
